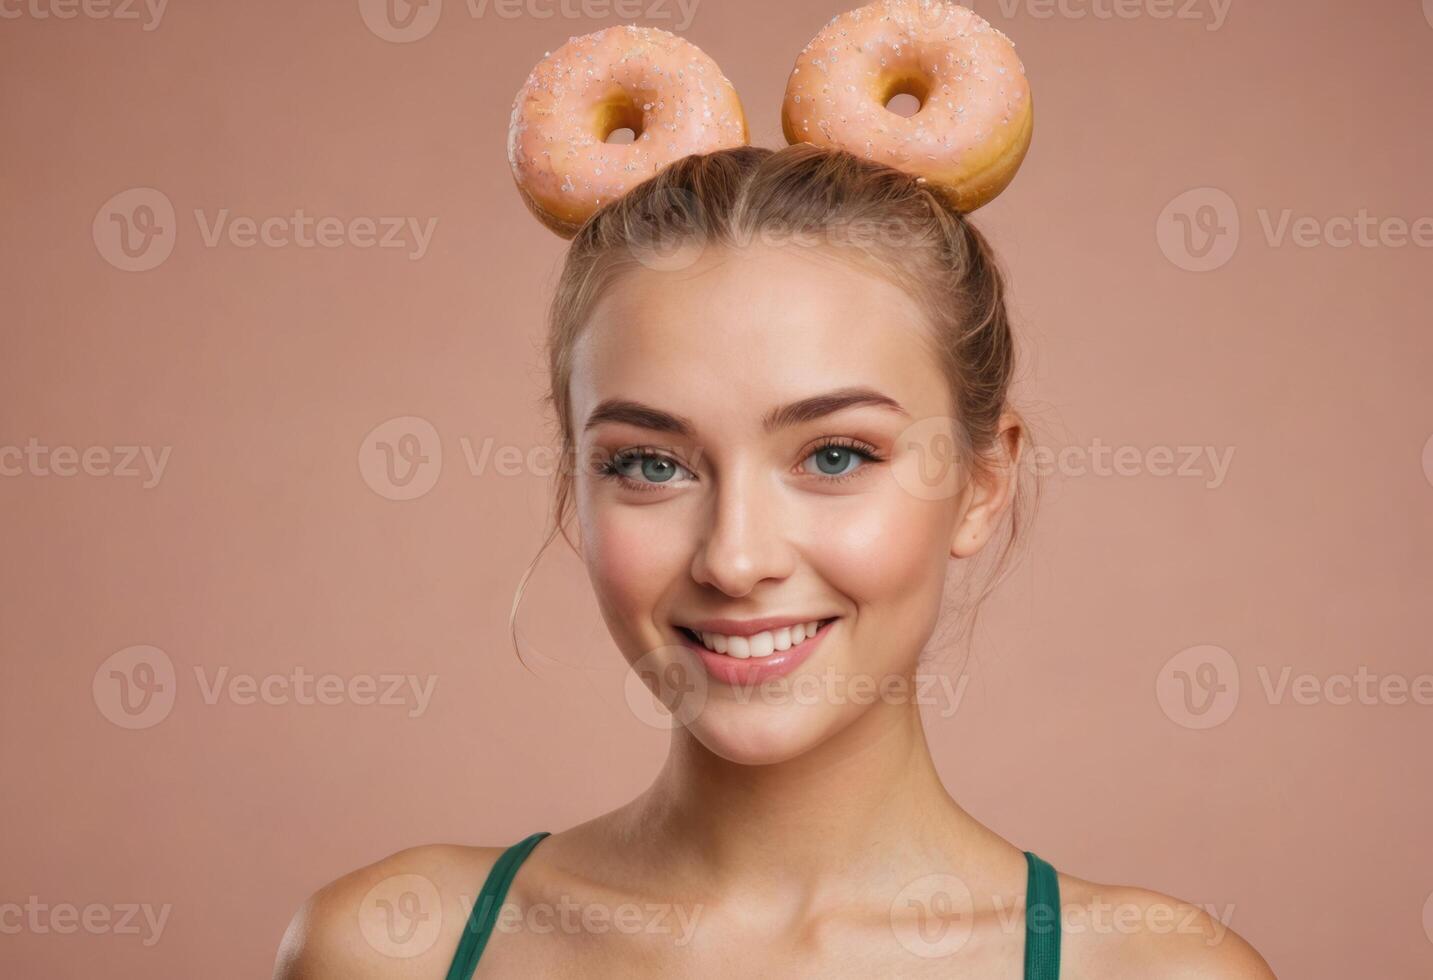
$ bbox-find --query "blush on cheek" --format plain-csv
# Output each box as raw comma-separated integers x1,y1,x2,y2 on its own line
584,508,689,646
812,485,951,658
825,486,948,593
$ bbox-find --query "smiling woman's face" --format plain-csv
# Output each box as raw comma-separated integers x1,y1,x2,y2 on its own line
569,242,1003,765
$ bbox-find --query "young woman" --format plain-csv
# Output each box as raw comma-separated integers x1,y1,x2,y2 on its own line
276,5,1277,977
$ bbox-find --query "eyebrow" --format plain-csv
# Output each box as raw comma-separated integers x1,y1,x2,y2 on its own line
582,386,910,438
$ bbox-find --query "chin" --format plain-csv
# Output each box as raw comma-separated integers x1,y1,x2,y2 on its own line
683,699,857,767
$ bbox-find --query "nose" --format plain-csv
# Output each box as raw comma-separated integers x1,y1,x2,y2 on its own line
689,462,797,598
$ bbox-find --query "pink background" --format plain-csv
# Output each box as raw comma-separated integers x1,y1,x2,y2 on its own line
3,0,1431,976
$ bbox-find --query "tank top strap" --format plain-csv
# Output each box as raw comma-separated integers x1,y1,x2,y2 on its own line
1021,850,1062,980
443,831,550,980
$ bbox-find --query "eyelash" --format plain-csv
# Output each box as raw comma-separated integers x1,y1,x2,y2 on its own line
594,437,886,493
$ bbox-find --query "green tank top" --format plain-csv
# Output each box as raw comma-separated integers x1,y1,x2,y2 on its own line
444,832,1061,979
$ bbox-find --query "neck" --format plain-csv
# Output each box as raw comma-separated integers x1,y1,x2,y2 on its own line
619,698,1000,904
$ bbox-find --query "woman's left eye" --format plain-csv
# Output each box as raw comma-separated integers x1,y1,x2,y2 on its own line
801,441,881,480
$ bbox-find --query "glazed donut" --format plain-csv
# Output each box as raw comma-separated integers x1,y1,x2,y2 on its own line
508,26,749,237
781,0,1033,212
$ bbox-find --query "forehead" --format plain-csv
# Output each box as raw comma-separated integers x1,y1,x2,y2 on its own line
570,244,949,434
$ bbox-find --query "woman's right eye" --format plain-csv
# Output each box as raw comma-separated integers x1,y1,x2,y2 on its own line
598,450,694,489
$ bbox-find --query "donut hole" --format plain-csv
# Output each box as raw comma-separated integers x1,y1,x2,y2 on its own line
885,93,922,117
882,74,932,117
597,94,645,144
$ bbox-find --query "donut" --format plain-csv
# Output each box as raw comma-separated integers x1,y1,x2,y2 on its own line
508,26,749,237
781,0,1033,212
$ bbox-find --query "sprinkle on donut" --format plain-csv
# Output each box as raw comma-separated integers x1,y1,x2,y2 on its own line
781,0,1034,212
508,26,749,237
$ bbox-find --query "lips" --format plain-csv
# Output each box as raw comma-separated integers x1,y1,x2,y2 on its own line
673,616,839,685
676,617,838,659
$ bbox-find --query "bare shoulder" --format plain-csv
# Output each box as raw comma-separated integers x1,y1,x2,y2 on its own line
272,843,507,980
1056,871,1277,980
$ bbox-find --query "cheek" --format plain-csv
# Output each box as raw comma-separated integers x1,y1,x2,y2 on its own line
811,484,951,628
580,498,692,636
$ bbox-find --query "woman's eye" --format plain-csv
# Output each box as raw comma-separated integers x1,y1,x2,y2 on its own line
802,442,877,479
606,451,692,486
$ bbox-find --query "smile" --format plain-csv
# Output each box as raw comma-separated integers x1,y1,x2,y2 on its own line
673,616,840,685
676,618,839,659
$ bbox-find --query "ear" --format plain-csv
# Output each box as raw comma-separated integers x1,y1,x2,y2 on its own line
950,412,1024,559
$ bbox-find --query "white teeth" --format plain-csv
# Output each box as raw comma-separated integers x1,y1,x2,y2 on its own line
689,619,830,657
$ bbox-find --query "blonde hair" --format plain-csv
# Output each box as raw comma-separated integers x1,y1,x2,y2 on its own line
511,143,1040,664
